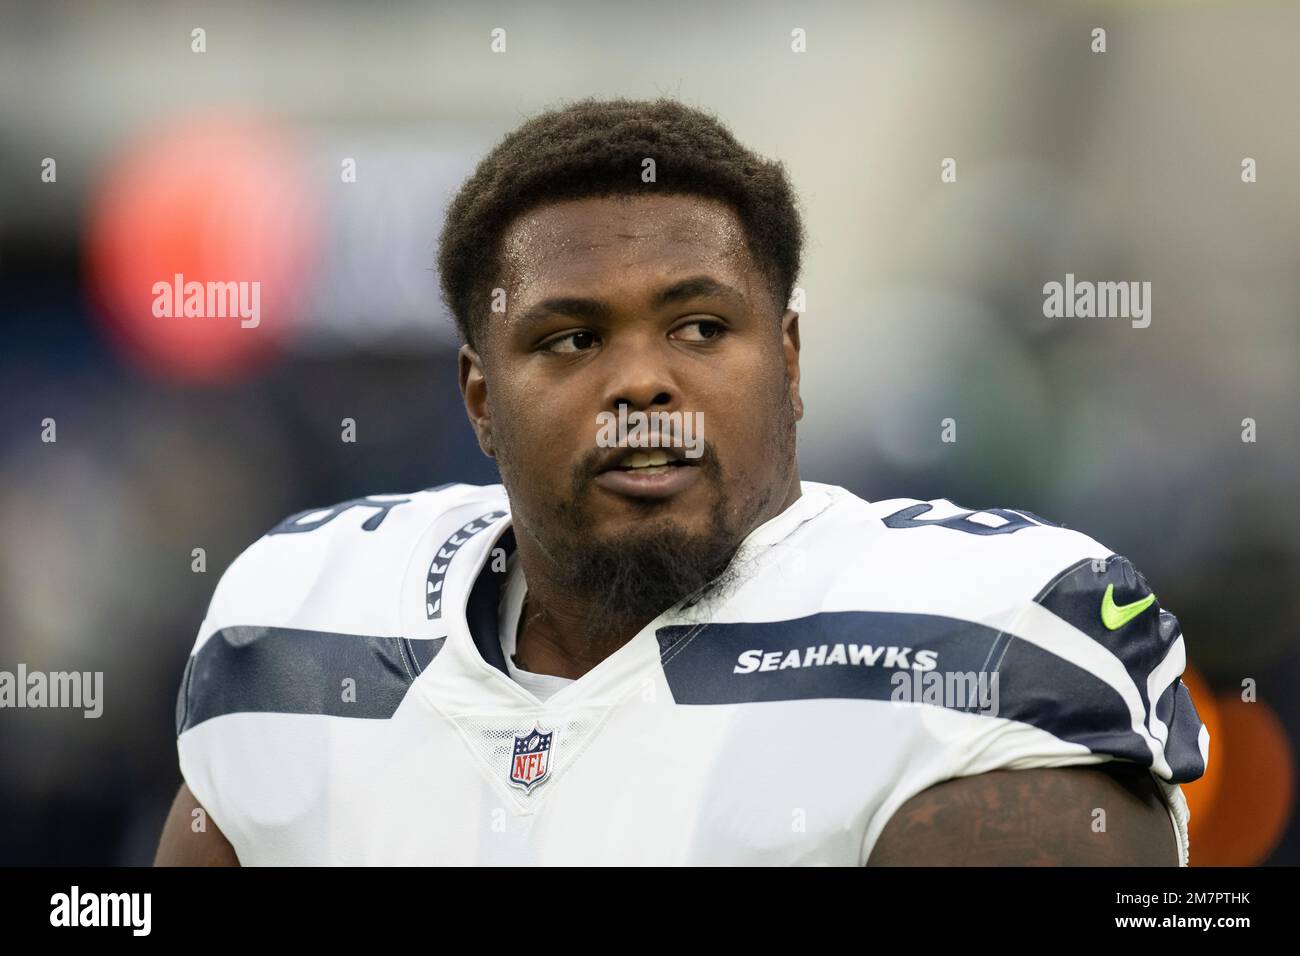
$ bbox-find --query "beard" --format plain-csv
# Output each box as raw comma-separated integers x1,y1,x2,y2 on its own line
522,403,796,649
544,443,743,647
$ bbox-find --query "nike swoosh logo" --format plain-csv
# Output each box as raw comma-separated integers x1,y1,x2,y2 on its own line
1100,583,1155,630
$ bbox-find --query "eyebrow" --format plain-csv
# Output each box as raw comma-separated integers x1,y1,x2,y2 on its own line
511,275,745,331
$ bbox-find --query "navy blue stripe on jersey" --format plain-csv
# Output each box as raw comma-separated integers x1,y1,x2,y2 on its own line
407,636,446,672
176,626,444,734
656,611,1181,777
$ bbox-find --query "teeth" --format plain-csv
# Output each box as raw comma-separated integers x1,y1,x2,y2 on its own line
624,450,670,469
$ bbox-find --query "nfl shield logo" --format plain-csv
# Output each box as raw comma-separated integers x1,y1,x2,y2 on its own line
509,725,553,792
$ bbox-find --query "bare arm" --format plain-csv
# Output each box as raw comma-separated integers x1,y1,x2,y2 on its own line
867,763,1179,866
154,782,240,866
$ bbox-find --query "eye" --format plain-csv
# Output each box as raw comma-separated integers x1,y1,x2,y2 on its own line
671,318,726,342
543,329,600,353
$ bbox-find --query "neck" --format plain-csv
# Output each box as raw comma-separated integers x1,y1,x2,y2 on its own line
512,588,640,679
512,469,802,680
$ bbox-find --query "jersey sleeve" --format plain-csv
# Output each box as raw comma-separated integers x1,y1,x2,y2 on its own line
171,490,452,859
173,548,257,856
928,552,1209,865
172,515,301,856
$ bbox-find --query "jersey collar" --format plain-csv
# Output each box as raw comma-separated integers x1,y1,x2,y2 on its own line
442,482,838,706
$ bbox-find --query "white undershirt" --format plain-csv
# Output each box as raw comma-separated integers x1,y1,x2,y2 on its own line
498,554,576,702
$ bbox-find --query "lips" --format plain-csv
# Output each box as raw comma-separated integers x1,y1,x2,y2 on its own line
591,443,702,500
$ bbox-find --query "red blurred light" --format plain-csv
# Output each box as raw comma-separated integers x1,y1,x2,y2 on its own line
85,111,318,383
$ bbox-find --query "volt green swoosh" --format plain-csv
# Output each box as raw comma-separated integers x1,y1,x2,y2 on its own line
1100,583,1155,630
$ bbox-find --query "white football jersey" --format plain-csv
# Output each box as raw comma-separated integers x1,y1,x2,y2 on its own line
175,481,1208,865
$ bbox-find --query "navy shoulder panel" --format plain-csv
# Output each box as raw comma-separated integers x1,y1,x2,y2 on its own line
1034,554,1171,653
1033,554,1205,781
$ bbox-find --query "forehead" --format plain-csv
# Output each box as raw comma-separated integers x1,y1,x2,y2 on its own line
497,193,761,301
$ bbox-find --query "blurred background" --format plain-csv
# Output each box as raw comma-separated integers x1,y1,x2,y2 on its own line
1,0,1297,865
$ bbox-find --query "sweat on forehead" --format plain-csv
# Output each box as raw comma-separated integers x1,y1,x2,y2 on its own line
493,194,764,309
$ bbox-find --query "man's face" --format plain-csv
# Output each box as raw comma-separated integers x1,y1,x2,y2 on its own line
460,193,802,618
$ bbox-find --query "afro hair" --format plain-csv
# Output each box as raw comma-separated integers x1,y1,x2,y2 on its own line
437,97,804,351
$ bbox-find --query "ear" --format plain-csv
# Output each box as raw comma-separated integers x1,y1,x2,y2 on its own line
458,344,494,458
781,309,803,422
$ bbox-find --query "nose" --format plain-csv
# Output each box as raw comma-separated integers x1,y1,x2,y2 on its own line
601,340,678,415
612,388,673,415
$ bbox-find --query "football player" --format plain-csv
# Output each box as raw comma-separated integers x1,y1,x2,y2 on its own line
156,98,1206,866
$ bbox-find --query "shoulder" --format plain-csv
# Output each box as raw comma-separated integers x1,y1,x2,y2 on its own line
200,482,508,638
172,483,509,857
800,486,1187,637
753,485,1209,783
802,486,1205,863
808,484,1114,603
879,492,1204,766
176,482,508,736
819,488,1175,657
